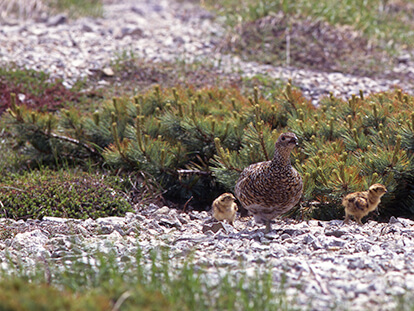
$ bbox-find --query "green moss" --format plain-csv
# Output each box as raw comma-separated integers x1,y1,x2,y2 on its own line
0,279,112,311
0,169,132,220
48,0,103,18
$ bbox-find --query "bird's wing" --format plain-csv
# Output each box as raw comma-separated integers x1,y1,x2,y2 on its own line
213,201,225,213
235,162,266,197
354,196,368,210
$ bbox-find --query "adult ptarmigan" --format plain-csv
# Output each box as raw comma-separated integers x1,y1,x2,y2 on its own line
235,132,303,232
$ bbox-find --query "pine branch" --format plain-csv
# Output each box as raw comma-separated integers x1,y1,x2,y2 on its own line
48,132,101,157
177,169,211,176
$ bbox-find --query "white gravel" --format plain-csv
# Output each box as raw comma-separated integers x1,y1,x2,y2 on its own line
1,206,414,310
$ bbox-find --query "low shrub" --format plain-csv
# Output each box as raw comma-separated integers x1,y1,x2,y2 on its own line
0,169,132,220
4,84,414,220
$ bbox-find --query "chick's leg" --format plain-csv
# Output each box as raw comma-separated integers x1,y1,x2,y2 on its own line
230,214,236,227
344,213,350,224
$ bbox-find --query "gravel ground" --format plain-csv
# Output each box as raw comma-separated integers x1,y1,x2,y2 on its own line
1,205,414,310
1,0,414,103
1,1,414,310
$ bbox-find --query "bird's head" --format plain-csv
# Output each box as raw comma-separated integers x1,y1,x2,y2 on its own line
275,132,298,150
220,193,236,203
368,183,387,197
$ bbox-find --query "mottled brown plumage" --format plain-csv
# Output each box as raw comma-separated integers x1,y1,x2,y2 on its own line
212,193,238,226
235,132,303,232
343,183,387,225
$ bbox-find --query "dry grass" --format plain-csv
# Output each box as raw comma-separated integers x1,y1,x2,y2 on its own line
0,0,102,19
220,12,392,77
0,0,47,19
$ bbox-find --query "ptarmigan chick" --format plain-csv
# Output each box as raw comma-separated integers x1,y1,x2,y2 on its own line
235,132,303,233
343,183,387,225
212,193,238,226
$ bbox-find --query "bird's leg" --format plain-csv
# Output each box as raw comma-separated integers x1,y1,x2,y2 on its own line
344,213,350,224
265,220,271,233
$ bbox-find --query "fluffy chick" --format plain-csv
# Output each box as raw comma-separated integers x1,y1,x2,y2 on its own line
212,193,238,226
343,183,387,225
235,132,303,233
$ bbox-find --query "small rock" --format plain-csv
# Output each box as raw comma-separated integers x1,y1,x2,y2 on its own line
264,231,279,240
280,233,291,241
102,67,114,77
325,229,347,238
81,23,94,32
202,221,231,234
251,231,265,241
158,218,182,230
154,206,170,215
177,216,189,224
114,26,143,39
326,237,346,248
282,228,306,236
303,233,315,244
42,216,69,223
47,14,67,27
12,230,49,254
397,54,411,64
96,216,126,226
389,216,401,225
328,220,344,226
131,6,144,15
99,224,114,234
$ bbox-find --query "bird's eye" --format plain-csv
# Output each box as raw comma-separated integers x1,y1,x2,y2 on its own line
281,136,286,141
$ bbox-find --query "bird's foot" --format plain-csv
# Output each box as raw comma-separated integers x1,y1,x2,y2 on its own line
264,221,271,233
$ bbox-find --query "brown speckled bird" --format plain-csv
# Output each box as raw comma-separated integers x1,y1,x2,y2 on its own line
212,193,238,226
235,132,303,233
343,183,387,225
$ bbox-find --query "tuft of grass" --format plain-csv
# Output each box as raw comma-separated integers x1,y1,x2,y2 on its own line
0,129,19,175
242,74,285,100
0,0,46,19
0,169,132,220
395,293,414,311
0,0,103,19
48,0,103,18
0,247,297,311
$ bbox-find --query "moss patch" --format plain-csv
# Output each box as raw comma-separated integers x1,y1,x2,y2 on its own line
0,169,132,220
